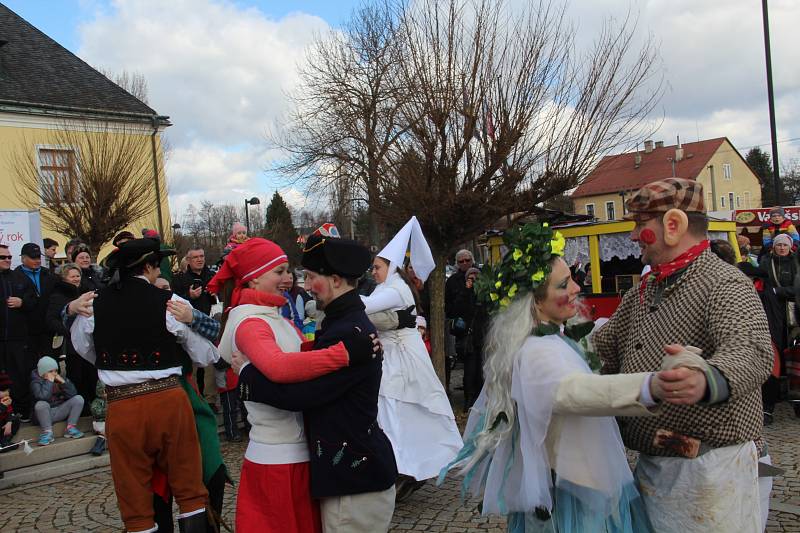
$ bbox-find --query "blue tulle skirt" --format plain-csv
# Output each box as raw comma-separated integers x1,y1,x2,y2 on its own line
507,480,653,533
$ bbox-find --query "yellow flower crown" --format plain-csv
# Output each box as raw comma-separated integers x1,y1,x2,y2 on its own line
475,222,565,312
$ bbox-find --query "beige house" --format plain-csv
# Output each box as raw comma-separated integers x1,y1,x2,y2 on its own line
0,4,172,261
571,138,762,220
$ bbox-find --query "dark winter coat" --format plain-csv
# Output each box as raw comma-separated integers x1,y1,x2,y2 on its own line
0,268,36,341
46,280,81,356
172,266,217,315
238,289,398,498
79,265,105,294
30,371,79,407
15,265,58,336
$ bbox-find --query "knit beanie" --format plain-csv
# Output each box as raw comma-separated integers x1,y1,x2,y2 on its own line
71,244,90,262
37,356,58,377
773,233,793,248
207,238,288,308
770,206,785,216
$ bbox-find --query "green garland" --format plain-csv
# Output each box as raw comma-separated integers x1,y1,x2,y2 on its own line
475,222,566,313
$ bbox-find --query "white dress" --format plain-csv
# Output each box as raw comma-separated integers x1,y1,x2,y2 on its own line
363,274,463,480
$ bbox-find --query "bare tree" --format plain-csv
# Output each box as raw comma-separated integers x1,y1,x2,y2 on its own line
274,0,409,247
278,0,661,381
12,120,166,256
382,0,660,380
98,68,150,105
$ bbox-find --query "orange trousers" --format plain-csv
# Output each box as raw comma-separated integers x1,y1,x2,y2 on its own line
106,385,208,531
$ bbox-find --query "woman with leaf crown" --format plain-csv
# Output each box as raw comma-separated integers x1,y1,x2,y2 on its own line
439,222,658,532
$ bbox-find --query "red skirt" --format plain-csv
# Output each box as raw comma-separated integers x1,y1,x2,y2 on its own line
236,459,321,533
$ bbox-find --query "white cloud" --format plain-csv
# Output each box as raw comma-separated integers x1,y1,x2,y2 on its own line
74,0,800,223
75,0,330,219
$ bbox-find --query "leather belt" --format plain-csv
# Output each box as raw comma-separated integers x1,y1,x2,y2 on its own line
106,375,180,403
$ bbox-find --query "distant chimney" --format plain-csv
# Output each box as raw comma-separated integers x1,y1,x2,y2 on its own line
634,152,642,168
644,140,654,153
675,135,684,162
655,140,664,149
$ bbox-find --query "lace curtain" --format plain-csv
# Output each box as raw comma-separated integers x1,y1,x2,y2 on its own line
598,233,641,261
564,237,590,266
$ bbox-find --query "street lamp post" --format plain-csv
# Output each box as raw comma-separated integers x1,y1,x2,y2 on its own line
244,196,260,233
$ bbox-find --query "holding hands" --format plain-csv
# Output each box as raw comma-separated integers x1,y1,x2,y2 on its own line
650,345,708,405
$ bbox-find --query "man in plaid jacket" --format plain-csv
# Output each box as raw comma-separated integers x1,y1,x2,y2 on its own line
593,178,773,532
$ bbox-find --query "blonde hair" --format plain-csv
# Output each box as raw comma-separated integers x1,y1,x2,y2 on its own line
458,256,561,473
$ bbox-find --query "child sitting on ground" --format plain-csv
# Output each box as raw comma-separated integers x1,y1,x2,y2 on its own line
90,381,107,456
30,356,85,446
0,372,20,453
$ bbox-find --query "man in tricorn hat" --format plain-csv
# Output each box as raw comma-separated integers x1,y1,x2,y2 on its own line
235,234,398,533
593,178,773,532
69,238,220,533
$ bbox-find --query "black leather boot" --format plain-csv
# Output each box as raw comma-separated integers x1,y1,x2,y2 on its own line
178,511,209,533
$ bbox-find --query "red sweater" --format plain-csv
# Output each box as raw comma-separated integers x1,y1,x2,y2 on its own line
233,289,349,384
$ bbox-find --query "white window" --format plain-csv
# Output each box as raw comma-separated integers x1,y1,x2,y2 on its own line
605,201,616,221
720,196,726,208
744,191,751,208
723,163,732,181
736,196,741,208
37,147,79,203
586,203,595,218
728,192,734,209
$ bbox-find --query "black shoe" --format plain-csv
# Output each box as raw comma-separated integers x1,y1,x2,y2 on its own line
90,436,106,456
0,440,19,453
178,510,208,533
226,433,242,443
763,412,774,426
20,417,31,424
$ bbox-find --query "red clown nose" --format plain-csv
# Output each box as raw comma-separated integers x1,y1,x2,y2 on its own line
639,228,657,245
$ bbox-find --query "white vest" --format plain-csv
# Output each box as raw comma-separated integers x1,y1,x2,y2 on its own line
219,303,309,465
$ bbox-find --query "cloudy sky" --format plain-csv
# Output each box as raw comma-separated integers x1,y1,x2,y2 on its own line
4,0,799,220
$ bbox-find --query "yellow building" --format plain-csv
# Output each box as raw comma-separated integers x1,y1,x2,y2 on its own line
571,138,762,220
0,4,172,262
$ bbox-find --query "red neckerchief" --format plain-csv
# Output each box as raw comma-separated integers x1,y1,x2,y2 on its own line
639,240,710,303
231,288,286,308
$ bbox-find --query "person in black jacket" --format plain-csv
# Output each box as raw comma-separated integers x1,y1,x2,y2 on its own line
172,247,218,403
444,249,475,391
0,244,37,420
46,264,96,413
72,244,105,293
15,243,59,360
236,235,398,533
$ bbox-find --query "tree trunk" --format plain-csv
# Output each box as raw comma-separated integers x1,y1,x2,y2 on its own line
428,257,447,385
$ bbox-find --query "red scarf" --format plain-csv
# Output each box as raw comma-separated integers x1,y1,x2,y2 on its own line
639,240,710,302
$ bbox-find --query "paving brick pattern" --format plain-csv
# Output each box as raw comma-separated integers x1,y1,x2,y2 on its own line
0,403,798,532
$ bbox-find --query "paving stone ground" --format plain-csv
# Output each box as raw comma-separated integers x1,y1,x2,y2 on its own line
0,402,798,532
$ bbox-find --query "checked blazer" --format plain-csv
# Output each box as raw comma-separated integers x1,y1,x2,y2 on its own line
594,249,772,456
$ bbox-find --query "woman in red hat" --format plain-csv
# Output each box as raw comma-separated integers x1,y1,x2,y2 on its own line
207,238,373,533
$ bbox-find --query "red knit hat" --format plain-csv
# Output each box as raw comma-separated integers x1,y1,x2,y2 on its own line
207,238,287,308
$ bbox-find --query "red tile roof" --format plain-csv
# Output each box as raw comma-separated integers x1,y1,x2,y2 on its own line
571,137,727,198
